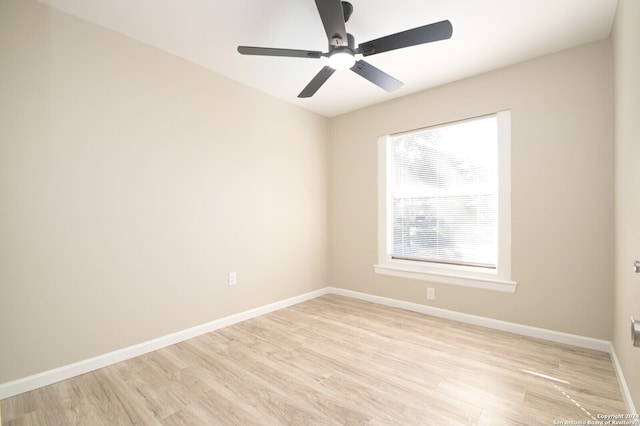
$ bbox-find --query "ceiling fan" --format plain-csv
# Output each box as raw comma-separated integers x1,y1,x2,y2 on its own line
237,0,453,98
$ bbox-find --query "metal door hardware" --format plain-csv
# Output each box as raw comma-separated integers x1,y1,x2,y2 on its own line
632,317,640,347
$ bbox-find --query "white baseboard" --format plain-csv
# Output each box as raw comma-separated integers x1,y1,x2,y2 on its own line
328,287,611,352
1,285,632,412
0,288,330,400
609,344,638,414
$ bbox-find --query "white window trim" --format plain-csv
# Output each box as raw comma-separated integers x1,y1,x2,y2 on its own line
374,111,517,293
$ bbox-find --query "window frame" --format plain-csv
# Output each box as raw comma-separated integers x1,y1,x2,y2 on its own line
374,111,517,293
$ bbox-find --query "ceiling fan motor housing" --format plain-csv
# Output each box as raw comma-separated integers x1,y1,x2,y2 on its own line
330,33,355,54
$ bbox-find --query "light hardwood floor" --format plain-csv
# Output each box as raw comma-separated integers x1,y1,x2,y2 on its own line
1,294,627,425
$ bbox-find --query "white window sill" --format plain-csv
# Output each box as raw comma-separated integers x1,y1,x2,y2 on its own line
374,263,517,293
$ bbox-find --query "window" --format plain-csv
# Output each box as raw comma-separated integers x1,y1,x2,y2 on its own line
375,111,516,292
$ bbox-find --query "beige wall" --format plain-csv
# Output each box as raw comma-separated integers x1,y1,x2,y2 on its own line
612,0,640,411
329,40,614,339
0,0,328,383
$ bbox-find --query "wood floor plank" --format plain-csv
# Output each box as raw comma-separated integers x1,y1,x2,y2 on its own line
1,294,627,425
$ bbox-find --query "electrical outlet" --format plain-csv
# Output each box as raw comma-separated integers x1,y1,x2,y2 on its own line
427,287,435,300
228,272,237,286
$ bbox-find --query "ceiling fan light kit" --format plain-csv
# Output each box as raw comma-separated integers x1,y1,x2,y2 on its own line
237,0,452,98
327,51,356,70
327,33,356,70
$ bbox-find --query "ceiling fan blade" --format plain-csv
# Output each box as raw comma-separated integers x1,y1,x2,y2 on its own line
314,0,348,47
358,20,453,57
351,60,403,92
238,46,324,59
298,66,336,98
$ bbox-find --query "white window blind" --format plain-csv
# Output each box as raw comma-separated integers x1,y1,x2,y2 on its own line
390,115,498,269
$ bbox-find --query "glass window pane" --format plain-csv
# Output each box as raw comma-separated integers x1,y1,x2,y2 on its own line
390,115,498,268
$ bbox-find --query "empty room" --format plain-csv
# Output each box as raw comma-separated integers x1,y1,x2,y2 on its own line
1,0,639,424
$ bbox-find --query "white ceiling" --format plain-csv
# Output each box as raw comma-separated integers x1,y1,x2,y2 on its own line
40,0,618,117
